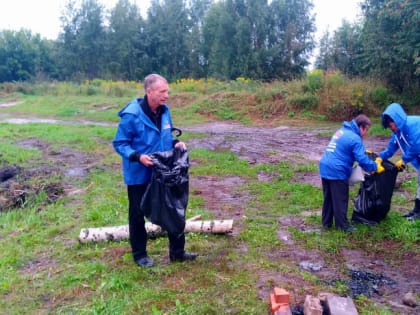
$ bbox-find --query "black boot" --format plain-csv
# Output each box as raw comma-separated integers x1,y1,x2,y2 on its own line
403,199,420,218
408,212,420,220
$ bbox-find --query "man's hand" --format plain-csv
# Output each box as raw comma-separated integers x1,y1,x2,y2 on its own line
395,159,405,171
375,157,385,174
175,141,187,150
140,154,153,167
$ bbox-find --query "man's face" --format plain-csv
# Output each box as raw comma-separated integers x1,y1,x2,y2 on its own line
389,121,399,132
360,126,369,138
147,80,169,110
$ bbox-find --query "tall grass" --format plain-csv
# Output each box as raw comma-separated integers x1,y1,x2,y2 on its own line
0,72,400,124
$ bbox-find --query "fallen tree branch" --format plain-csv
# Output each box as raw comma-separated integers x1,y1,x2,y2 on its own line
187,215,201,222
78,219,233,243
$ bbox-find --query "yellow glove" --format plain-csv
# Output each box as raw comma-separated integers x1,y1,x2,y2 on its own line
395,159,405,171
375,157,385,174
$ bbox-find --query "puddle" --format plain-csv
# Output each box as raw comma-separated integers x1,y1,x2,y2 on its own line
0,101,22,108
2,117,115,127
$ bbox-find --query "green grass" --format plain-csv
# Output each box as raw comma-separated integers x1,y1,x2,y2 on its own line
0,82,418,315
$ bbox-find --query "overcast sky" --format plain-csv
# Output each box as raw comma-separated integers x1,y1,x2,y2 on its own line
0,0,361,40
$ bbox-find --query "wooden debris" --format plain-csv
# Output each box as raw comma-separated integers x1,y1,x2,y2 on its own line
78,219,233,243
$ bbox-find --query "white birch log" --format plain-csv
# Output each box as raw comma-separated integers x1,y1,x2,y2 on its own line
78,219,233,243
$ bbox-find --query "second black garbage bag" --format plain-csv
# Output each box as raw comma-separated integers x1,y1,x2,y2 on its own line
352,152,399,225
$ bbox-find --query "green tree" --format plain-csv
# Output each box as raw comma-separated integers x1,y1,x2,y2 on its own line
359,0,420,92
264,0,315,80
58,0,106,80
107,0,146,80
315,21,362,77
203,0,237,79
0,30,36,81
315,30,333,70
0,29,56,82
188,0,213,78
145,0,192,80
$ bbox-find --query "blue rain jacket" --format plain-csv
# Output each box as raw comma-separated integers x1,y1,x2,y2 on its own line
379,103,420,170
113,98,176,185
320,119,377,180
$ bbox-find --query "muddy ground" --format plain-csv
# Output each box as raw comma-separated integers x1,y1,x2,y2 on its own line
1,119,419,314
184,122,419,314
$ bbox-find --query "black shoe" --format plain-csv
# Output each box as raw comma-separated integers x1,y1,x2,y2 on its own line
170,252,198,262
404,199,420,217
135,256,154,267
402,210,416,218
343,226,357,233
407,213,420,221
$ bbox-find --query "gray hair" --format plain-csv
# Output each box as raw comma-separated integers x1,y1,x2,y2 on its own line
143,74,167,92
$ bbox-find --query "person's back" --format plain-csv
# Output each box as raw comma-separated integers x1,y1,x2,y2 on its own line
319,114,381,232
320,119,376,180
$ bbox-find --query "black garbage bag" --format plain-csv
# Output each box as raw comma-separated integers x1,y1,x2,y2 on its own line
141,147,189,235
352,153,398,225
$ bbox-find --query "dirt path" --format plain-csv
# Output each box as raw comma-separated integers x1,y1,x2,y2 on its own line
185,121,388,163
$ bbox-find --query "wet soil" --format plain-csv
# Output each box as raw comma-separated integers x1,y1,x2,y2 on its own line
0,138,95,212
184,122,419,314
1,116,418,314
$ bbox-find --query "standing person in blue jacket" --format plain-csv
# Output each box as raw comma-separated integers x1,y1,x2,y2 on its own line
379,103,420,221
113,74,197,267
319,114,384,232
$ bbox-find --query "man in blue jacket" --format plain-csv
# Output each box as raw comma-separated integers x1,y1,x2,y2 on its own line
319,114,384,232
113,74,197,267
379,103,420,221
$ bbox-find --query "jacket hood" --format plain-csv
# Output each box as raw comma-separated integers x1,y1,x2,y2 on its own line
118,98,142,117
342,119,360,136
382,103,407,131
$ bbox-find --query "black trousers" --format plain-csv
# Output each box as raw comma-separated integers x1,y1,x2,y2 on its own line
127,184,185,261
321,178,350,230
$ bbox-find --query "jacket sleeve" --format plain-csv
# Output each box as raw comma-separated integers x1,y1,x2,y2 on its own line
354,140,377,172
112,113,138,159
402,130,420,164
379,134,399,161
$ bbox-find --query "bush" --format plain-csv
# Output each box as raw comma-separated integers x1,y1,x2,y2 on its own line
304,69,323,93
326,99,364,121
370,85,390,106
326,72,345,89
288,93,319,110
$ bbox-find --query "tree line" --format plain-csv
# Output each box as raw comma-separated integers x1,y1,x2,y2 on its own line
0,0,419,94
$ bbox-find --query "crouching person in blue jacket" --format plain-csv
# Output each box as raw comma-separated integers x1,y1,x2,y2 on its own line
379,103,420,221
113,74,197,267
319,114,384,232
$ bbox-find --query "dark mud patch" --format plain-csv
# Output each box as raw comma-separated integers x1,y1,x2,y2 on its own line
0,138,96,212
20,255,58,276
184,122,388,165
0,163,65,211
